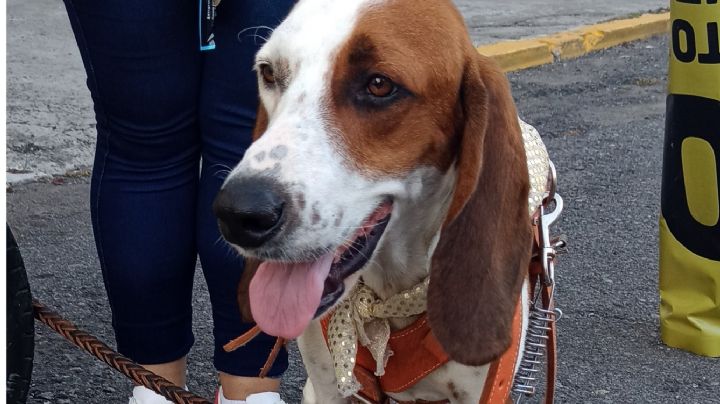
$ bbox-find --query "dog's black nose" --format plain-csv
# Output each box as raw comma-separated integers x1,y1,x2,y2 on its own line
213,177,286,248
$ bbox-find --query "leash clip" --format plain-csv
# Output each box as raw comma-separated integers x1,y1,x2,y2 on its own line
538,161,563,290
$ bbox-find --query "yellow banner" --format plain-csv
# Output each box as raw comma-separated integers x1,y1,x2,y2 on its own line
668,1,720,101
660,219,720,357
661,0,720,358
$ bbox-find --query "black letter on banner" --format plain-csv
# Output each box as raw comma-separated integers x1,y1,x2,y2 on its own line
663,95,720,260
698,23,720,64
673,19,697,63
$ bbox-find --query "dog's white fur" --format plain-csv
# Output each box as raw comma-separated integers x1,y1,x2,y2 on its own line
223,1,530,402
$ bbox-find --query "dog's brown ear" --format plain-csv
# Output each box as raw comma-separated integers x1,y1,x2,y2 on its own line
237,257,261,322
235,104,269,322
252,103,269,141
427,51,532,366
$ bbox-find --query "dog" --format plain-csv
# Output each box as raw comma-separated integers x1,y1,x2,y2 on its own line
213,0,554,402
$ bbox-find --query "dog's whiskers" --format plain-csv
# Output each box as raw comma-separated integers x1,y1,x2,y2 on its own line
214,169,231,180
210,163,233,181
237,25,274,45
213,235,224,247
213,235,243,260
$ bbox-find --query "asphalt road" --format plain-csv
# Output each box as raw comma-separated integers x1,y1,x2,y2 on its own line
7,35,720,404
456,0,667,45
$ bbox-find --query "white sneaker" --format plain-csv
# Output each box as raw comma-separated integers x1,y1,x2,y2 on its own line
246,392,285,404
215,386,286,404
128,386,177,404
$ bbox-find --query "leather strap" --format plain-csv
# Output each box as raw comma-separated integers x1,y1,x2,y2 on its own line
526,276,557,404
529,220,557,404
353,365,386,404
223,325,262,352
479,297,523,404
321,313,451,402
222,325,286,379
541,285,557,404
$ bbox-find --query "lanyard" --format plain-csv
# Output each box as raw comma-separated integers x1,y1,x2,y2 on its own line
199,0,218,51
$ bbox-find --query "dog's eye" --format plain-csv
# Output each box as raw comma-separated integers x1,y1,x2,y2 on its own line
366,75,396,98
260,64,276,85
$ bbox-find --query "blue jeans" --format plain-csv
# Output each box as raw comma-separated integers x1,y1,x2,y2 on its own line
62,0,293,376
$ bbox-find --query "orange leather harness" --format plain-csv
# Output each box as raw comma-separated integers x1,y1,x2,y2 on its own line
316,219,558,404
320,283,525,404
322,314,446,400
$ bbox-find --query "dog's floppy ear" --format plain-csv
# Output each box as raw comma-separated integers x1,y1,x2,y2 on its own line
237,257,261,322
234,105,269,322
427,51,532,366
252,103,269,141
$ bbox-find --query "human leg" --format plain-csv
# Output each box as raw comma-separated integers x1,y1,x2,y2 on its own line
62,0,201,389
195,0,295,400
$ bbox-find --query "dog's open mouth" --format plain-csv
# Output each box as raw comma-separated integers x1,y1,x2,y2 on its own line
316,202,392,318
248,201,393,339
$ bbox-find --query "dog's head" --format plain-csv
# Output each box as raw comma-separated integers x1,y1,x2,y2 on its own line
214,0,531,365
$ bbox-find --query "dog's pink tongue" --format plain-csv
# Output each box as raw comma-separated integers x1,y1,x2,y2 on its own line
249,252,334,339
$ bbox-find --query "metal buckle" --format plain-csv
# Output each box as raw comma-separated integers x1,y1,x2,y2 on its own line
537,161,563,292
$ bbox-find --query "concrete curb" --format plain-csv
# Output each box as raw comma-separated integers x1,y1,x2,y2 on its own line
478,12,670,72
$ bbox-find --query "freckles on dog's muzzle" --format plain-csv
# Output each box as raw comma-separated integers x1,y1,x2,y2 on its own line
212,176,288,249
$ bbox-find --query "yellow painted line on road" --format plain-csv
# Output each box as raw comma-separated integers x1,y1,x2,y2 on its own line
478,12,670,72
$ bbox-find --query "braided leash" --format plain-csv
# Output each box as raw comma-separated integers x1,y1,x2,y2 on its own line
32,299,212,404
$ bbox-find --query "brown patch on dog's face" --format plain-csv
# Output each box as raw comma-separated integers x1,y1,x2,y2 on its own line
329,0,471,177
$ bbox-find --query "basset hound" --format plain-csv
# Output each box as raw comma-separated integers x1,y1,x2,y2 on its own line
213,0,557,403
